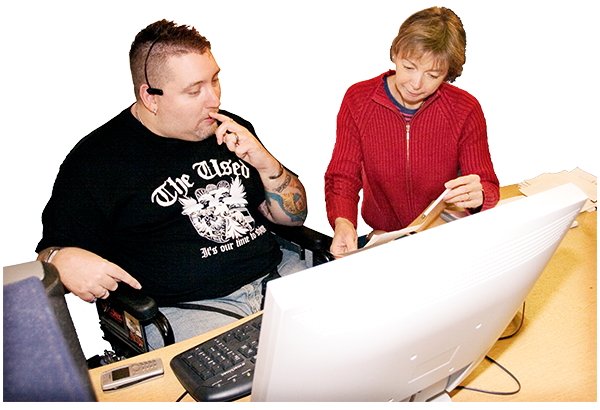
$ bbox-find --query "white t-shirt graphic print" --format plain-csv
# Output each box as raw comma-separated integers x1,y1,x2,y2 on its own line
180,176,255,244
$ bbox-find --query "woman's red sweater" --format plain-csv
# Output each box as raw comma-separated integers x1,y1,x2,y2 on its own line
325,71,500,231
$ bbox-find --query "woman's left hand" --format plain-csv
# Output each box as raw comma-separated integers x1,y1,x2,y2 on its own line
444,174,484,209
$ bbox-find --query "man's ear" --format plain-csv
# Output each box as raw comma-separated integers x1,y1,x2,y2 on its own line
139,84,158,114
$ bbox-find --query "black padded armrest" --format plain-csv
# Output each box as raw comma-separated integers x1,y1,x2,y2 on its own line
268,223,334,264
97,284,174,356
104,284,158,322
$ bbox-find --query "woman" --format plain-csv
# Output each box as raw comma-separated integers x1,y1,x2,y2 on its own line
325,7,500,256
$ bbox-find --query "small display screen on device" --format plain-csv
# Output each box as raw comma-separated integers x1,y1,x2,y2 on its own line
112,367,131,380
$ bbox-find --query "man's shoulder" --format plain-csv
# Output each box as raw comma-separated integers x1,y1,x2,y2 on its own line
74,107,133,145
61,107,137,166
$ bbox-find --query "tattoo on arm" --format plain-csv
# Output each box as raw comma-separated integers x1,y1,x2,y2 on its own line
264,170,307,222
266,191,307,222
274,174,291,193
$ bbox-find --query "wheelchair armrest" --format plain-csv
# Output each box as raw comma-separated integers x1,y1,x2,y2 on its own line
105,284,158,322
268,223,334,265
98,285,174,357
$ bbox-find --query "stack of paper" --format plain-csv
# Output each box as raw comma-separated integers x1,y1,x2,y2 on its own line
518,168,597,212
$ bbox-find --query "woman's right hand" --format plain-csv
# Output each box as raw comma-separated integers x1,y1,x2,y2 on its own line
39,247,141,303
330,218,359,257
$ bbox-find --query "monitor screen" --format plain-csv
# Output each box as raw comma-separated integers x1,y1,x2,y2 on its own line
251,183,587,402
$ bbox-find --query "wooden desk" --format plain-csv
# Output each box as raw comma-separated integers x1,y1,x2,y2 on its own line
451,185,597,402
89,185,597,402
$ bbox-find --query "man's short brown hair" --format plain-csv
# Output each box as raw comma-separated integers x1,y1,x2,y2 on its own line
129,20,212,99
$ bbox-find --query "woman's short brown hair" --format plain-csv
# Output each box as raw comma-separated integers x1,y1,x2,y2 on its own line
390,7,466,83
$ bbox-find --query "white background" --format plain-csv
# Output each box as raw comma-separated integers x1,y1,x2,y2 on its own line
2,1,598,357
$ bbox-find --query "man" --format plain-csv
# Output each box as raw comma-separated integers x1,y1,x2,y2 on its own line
36,20,308,348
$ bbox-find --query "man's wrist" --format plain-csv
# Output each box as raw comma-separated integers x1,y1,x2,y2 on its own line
268,162,284,180
41,247,64,263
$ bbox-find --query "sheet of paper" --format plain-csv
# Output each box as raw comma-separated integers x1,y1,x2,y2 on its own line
422,187,451,219
518,168,597,212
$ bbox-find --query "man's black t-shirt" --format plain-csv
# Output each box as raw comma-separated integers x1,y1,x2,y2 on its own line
37,107,282,305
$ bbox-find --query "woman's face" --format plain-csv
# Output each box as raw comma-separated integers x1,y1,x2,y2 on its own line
390,53,448,109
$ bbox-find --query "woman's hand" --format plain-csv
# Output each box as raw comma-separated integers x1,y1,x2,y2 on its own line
444,174,484,209
330,218,359,257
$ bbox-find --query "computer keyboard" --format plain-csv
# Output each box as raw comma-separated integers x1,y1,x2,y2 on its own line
170,313,262,401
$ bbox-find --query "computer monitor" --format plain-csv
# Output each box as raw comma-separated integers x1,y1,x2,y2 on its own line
3,261,96,401
251,183,587,402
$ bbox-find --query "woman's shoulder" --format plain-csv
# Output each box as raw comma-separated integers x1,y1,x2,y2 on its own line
346,71,389,94
437,82,481,108
431,83,486,128
342,71,390,109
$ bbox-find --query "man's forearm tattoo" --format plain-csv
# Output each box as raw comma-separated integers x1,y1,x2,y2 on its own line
274,174,291,193
266,175,307,222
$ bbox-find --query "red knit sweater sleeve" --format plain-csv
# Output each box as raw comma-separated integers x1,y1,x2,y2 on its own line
453,92,500,212
324,84,366,228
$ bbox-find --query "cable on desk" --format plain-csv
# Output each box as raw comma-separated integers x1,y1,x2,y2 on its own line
455,355,521,396
176,390,189,402
499,302,526,340
454,302,526,397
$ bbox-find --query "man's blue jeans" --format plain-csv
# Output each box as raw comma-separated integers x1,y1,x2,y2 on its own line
145,248,307,350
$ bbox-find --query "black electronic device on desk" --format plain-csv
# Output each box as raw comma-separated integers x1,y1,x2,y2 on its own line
170,314,263,401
